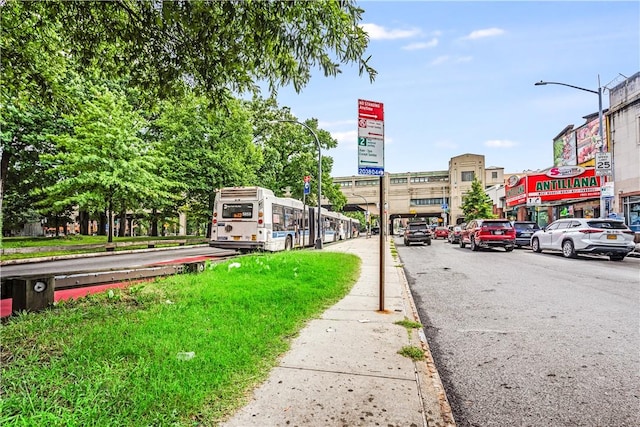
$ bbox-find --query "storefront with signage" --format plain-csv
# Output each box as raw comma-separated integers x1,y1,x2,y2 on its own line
505,166,603,227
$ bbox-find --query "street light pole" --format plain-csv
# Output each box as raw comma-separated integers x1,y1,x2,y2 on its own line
276,120,323,249
535,78,606,217
352,193,370,238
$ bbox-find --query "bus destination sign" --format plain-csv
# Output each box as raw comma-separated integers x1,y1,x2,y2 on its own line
358,99,384,176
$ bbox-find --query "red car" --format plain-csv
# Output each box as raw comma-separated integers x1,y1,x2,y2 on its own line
434,226,449,239
459,219,516,252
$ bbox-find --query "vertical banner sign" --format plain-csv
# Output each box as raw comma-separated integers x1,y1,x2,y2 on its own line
358,99,385,176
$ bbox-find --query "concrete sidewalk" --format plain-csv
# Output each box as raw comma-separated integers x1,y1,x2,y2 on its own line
221,237,455,427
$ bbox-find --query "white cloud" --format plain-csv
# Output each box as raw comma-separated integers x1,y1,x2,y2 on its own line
484,139,518,148
402,38,439,50
361,23,422,40
430,55,450,66
429,55,471,66
455,56,473,63
462,27,506,40
331,130,358,149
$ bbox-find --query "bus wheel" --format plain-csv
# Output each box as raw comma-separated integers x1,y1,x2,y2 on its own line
285,236,292,251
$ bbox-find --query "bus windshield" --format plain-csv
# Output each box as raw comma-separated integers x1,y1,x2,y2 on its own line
222,203,253,219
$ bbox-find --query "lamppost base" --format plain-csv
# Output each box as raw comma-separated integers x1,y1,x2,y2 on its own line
315,239,323,249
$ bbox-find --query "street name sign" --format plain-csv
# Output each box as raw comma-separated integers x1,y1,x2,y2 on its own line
358,99,384,176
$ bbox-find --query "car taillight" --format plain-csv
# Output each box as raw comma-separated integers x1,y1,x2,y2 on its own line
580,229,601,234
258,210,263,225
212,212,217,225
622,230,635,235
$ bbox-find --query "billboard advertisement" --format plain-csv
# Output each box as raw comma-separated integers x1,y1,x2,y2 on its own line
575,117,602,166
553,129,577,166
505,174,527,207
526,166,601,203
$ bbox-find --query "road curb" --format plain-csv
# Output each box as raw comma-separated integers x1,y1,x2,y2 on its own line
393,245,456,427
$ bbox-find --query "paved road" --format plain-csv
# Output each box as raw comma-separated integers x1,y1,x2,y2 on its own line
1,245,234,277
396,237,640,427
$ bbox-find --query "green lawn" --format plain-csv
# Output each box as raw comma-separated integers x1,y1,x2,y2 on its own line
0,251,361,426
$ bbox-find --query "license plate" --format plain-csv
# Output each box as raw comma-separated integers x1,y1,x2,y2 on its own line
415,232,423,236
522,232,531,237
494,230,503,235
607,234,617,240
233,236,241,241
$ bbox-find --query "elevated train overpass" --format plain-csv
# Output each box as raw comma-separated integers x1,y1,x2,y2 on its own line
332,154,506,234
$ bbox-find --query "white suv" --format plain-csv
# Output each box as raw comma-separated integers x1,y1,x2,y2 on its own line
530,218,635,261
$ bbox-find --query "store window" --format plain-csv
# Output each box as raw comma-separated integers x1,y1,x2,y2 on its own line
623,196,640,232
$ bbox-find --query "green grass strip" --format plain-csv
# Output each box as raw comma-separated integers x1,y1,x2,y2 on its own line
0,251,360,426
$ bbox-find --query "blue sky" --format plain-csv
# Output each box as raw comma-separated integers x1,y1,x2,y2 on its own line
273,1,639,177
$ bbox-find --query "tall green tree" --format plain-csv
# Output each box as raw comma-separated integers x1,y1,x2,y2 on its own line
38,84,179,242
151,93,261,235
461,177,496,221
0,102,68,235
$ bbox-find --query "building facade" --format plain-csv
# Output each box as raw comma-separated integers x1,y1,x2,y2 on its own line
609,72,640,231
335,153,506,231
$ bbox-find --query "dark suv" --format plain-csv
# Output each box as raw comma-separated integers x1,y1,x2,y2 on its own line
459,219,515,252
404,222,432,246
513,221,541,247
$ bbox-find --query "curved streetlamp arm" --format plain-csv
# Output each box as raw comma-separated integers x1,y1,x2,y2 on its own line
273,119,323,249
534,80,598,95
352,193,370,238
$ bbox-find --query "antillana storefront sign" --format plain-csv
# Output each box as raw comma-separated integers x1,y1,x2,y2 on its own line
528,167,601,202
505,167,602,207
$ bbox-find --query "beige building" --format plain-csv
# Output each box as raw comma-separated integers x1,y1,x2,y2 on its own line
608,72,640,231
334,153,505,230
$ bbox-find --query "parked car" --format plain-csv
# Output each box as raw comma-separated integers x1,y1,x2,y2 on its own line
512,221,541,247
404,221,432,246
530,218,635,261
434,226,449,239
447,225,462,244
459,219,516,252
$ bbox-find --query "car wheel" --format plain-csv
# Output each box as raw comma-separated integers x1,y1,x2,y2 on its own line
531,238,541,253
404,239,409,246
285,236,292,251
505,246,514,252
470,237,479,251
459,238,465,248
562,240,576,258
427,239,431,246
610,254,625,261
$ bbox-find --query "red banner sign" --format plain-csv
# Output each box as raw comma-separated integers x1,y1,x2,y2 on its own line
527,167,601,203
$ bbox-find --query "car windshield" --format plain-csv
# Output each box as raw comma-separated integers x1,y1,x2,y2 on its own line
586,220,629,230
515,223,539,230
483,221,512,227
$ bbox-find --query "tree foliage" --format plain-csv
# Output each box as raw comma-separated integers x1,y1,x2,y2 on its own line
247,97,346,210
3,0,376,102
1,0,374,235
151,93,261,231
38,83,180,241
461,177,496,221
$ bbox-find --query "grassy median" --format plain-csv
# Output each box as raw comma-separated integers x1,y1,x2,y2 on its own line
0,250,360,426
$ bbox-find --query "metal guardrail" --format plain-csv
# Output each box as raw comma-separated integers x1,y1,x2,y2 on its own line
2,239,208,255
1,260,208,315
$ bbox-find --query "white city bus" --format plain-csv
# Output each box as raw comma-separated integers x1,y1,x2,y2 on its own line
210,186,360,252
